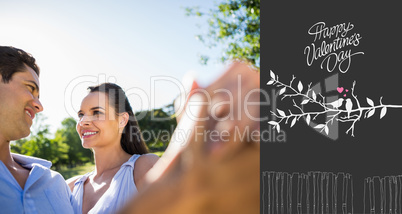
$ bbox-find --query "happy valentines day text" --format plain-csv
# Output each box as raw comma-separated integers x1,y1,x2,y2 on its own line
304,21,364,73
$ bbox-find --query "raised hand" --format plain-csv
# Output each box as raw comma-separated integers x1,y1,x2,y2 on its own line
118,62,260,214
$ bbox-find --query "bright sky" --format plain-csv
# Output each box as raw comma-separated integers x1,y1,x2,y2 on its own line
1,0,227,134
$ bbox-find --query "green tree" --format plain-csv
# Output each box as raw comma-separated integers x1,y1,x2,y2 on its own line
11,114,69,170
55,117,92,167
136,106,177,151
186,0,260,68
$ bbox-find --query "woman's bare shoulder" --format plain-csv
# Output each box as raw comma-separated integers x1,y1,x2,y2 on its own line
133,153,160,190
135,153,160,172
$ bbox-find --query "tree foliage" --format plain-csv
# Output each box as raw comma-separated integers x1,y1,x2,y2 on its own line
55,117,92,167
136,105,177,151
186,0,260,68
11,114,69,170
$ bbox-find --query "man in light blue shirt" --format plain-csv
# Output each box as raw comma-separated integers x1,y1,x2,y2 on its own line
0,46,73,213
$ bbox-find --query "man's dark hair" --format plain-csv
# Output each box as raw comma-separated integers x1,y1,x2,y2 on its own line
0,46,40,83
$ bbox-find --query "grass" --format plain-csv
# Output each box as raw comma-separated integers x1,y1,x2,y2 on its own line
58,162,95,180
58,151,164,180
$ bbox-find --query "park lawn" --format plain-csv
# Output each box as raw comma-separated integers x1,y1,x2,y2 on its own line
59,151,164,180
58,162,95,180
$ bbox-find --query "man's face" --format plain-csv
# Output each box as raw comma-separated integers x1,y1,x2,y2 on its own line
0,65,43,142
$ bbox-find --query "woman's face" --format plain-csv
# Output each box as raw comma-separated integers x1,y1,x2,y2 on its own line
76,91,122,149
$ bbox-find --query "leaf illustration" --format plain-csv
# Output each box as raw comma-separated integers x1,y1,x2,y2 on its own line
306,114,311,125
367,97,374,107
276,124,281,133
290,117,297,127
298,81,303,92
312,91,317,101
268,121,278,126
314,124,325,129
301,99,309,105
267,80,274,85
324,126,329,135
367,109,375,118
279,87,286,95
270,70,275,80
380,107,387,119
277,109,286,117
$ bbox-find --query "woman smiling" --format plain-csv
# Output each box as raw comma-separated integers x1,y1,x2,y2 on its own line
67,83,159,214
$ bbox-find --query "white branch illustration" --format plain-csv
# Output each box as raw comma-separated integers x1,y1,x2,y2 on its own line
267,70,402,137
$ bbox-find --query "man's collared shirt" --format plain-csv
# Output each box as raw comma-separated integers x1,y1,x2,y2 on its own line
0,153,73,214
